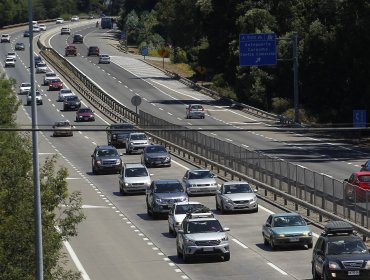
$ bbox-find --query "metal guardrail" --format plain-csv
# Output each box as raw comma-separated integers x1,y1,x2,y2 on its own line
37,37,370,240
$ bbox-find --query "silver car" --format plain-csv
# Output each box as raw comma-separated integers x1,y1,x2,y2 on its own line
58,88,75,102
35,62,48,73
99,54,110,64
19,82,31,94
215,181,258,213
43,72,57,85
182,169,219,196
26,91,43,105
125,132,150,154
185,104,205,119
118,163,151,195
176,212,230,262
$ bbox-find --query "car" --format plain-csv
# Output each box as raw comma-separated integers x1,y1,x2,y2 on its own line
4,58,15,67
88,14,95,19
72,34,83,44
118,163,151,195
176,211,230,262
344,171,370,202
35,62,48,73
34,55,42,66
43,72,57,85
60,27,71,35
360,160,370,171
186,104,205,119
15,42,25,51
125,132,150,154
26,90,43,105
33,25,40,32
6,52,16,61
23,30,30,37
312,221,370,280
57,88,75,101
168,201,209,236
19,82,31,94
63,95,81,111
52,121,73,137
98,54,110,64
75,107,95,122
182,168,219,196
48,78,63,91
71,15,79,22
91,145,122,174
39,24,46,31
87,46,99,56
106,123,135,148
32,20,38,25
56,18,64,24
1,34,10,43
262,212,313,250
65,45,77,56
141,144,171,167
215,181,258,213
146,179,188,219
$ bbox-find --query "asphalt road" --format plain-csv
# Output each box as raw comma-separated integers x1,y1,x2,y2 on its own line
1,21,368,280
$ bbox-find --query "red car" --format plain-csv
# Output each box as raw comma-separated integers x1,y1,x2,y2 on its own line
75,107,95,122
344,171,370,202
49,78,63,91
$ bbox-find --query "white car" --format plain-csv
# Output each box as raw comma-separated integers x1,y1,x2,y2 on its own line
168,201,209,235
99,54,110,64
35,62,48,73
43,72,57,85
26,91,43,105
19,82,31,94
1,34,10,43
39,24,46,31
33,25,40,32
56,18,64,24
60,27,71,35
6,52,16,61
57,88,75,101
71,15,79,22
5,58,15,67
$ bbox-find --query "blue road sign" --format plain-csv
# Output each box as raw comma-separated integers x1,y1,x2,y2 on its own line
141,46,148,57
353,110,367,127
239,33,277,66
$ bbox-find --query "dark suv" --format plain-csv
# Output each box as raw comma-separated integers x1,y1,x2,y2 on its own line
63,95,81,111
106,123,135,148
312,221,370,280
91,145,122,174
88,46,99,56
73,34,83,43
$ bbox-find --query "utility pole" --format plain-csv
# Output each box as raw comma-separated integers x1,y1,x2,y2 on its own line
28,0,44,279
292,33,300,124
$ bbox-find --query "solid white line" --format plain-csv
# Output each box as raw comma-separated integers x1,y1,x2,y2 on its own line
258,205,275,214
267,262,288,275
63,240,91,280
232,238,248,248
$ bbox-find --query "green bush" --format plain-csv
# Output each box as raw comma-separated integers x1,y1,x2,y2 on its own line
272,97,290,114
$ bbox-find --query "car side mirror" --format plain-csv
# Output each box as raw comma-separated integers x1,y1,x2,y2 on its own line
254,189,258,193
119,153,123,156
223,227,230,232
265,223,271,227
91,155,94,157
148,137,151,140
361,164,365,167
306,221,312,225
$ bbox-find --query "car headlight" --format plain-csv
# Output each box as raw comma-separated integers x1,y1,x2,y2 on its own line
155,198,163,203
116,159,121,165
180,197,187,202
165,156,171,161
145,157,149,161
303,231,312,236
365,260,370,269
220,236,228,241
130,141,134,145
124,182,131,187
96,160,101,165
189,184,197,188
276,234,285,238
185,239,196,246
112,134,117,139
328,261,340,270
224,198,233,204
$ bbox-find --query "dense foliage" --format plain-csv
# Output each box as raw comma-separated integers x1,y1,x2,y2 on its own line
0,72,85,279
3,0,369,123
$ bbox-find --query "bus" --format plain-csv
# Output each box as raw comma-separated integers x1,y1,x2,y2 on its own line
101,17,113,29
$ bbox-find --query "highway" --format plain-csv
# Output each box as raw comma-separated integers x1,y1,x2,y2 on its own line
1,20,367,280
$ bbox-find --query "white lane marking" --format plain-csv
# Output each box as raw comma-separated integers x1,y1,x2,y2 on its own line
63,240,91,280
232,238,248,248
267,262,288,275
258,205,275,214
38,152,56,155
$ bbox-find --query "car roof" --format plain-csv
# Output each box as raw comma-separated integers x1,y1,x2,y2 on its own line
174,201,202,206
189,168,210,172
153,179,181,184
124,163,146,168
186,217,218,222
352,171,370,176
111,123,133,127
271,212,302,218
223,181,249,185
95,145,116,150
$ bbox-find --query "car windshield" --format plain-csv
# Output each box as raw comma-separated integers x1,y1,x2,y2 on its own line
154,182,183,193
46,73,56,77
145,146,167,154
223,184,253,194
37,63,46,67
97,149,117,157
125,167,148,177
112,124,133,130
358,175,370,182
190,105,203,110
130,134,147,140
21,83,31,87
55,122,70,127
272,215,306,227
61,89,72,93
79,108,92,113
188,170,213,179
327,239,368,255
51,79,61,83
186,220,222,233
175,204,205,214
66,96,78,101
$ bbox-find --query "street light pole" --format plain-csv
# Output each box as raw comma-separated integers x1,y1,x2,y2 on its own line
28,0,44,279
292,32,300,124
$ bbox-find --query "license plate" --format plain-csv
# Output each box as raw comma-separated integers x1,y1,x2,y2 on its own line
70,106,75,108
155,161,162,164
290,237,299,242
348,271,359,276
203,247,214,252
84,117,88,120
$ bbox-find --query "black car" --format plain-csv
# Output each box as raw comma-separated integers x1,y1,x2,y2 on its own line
106,123,135,148
360,160,370,171
63,95,81,111
23,30,30,37
141,144,171,167
73,34,83,43
312,221,370,280
87,46,99,56
15,42,25,51
91,145,122,174
34,55,42,66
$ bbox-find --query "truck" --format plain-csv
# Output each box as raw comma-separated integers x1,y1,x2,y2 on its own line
101,17,113,29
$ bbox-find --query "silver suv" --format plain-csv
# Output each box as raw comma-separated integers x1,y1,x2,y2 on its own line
146,179,188,219
176,212,230,262
118,163,151,195
182,168,219,196
125,132,150,154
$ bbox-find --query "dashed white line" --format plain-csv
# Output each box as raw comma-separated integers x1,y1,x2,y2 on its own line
232,238,248,248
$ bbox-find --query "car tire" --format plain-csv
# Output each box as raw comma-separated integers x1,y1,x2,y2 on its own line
169,225,174,235
263,234,268,246
223,253,230,261
182,248,190,263
177,244,182,258
215,198,220,210
70,132,73,137
270,237,276,250
27,101,30,106
312,264,320,280
152,211,159,220
253,206,259,213
307,242,313,249
220,201,226,214
40,101,43,105
92,165,97,175
147,204,152,217
323,269,328,280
